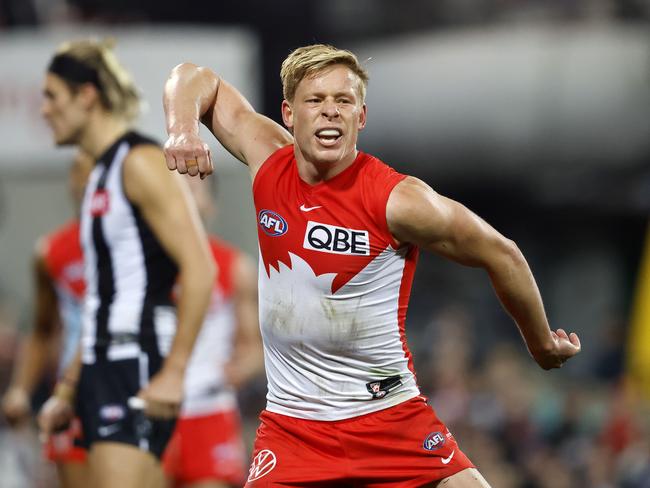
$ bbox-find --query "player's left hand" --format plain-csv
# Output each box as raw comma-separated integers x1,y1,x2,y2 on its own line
536,328,581,370
136,367,184,419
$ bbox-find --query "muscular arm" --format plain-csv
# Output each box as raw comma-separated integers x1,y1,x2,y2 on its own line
224,252,263,389
387,177,580,369
124,145,215,410
163,63,292,178
2,246,61,424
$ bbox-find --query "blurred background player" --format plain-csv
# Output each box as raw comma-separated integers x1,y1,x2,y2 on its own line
163,177,262,488
1,150,92,488
36,39,215,488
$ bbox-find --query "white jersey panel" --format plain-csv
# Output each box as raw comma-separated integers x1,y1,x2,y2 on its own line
260,247,420,420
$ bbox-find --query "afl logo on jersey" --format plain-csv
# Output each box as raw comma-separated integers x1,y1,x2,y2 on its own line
258,210,288,237
90,189,110,217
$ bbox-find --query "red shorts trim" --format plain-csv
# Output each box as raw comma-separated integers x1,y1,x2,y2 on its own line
162,409,246,485
44,417,87,463
245,397,474,487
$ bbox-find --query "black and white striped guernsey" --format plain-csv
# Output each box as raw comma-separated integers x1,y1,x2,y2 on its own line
80,131,178,365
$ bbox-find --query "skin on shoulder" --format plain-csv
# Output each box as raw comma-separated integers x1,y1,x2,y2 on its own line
124,144,182,205
122,144,214,295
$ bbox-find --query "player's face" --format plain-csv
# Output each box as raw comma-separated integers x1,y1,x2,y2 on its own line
282,65,367,168
41,73,88,146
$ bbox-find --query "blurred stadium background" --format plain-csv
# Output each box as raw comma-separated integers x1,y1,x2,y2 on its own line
0,1,649,486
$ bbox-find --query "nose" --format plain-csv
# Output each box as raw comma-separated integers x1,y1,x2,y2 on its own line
41,99,51,118
322,99,339,119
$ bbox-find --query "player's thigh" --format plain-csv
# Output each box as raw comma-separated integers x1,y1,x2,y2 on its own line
56,461,89,488
423,468,492,488
89,441,163,488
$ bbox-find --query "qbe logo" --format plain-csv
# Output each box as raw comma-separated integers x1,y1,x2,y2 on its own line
303,221,369,256
258,210,288,237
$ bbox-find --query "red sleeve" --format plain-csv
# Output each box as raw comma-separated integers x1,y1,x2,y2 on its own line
364,157,407,250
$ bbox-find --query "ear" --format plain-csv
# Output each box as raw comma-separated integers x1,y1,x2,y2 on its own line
357,103,367,131
281,99,294,129
76,82,100,110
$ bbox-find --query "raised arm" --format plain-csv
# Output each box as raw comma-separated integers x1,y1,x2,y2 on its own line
124,145,216,417
387,177,581,370
163,63,292,179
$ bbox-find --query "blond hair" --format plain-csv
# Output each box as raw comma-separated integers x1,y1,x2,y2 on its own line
280,44,369,103
51,38,141,121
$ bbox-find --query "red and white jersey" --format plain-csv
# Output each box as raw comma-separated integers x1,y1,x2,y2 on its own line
254,145,420,421
181,237,239,417
41,220,85,373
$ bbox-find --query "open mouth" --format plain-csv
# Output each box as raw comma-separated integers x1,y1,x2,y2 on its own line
315,128,342,146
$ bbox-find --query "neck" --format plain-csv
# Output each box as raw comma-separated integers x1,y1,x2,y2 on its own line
295,147,358,185
79,111,130,160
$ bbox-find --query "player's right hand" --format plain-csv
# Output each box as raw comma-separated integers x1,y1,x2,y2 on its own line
37,389,74,439
163,132,213,179
1,387,31,426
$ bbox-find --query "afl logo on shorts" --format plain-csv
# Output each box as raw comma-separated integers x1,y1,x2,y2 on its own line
99,404,126,422
423,432,446,451
90,189,110,217
258,210,288,237
247,449,277,482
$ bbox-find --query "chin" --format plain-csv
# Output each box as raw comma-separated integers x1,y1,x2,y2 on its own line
314,145,345,161
55,134,77,147
312,154,341,167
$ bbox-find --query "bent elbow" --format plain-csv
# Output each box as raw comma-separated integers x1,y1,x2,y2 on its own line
483,237,525,274
171,62,200,77
169,63,218,86
501,238,526,267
